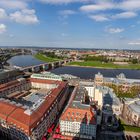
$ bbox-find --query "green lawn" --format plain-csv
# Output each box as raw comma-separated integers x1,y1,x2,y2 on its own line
119,119,140,133
34,53,61,62
68,61,140,70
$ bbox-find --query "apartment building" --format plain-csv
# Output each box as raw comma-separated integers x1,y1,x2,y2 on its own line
0,78,31,97
0,69,24,84
122,98,140,127
60,84,97,140
79,81,103,107
60,106,96,140
0,73,69,140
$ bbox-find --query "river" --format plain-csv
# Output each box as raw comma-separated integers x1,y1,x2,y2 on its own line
8,55,140,79
7,55,44,67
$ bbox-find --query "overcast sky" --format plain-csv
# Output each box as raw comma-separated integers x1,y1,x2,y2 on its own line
0,0,140,49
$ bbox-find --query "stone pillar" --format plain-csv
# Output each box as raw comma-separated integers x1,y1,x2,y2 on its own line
32,67,34,73
59,61,62,66
51,63,54,69
43,64,46,71
64,60,67,64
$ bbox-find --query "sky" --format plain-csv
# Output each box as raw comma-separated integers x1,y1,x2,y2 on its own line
0,0,140,49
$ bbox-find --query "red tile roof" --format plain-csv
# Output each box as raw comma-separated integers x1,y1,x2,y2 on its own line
60,107,96,125
30,78,62,85
0,81,67,136
0,102,16,120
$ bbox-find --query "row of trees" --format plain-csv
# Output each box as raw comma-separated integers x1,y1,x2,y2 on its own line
82,55,140,64
105,83,140,98
44,52,64,59
83,55,109,63
131,58,138,64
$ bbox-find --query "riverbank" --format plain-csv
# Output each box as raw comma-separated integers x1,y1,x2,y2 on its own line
34,53,61,62
67,61,140,70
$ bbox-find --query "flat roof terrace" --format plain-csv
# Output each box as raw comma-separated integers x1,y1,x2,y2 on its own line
2,86,57,111
23,89,52,109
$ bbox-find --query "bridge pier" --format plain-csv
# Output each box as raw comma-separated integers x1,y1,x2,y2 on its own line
32,67,35,72
28,68,32,73
51,63,54,69
22,59,75,72
64,60,67,64
59,61,62,66
61,61,64,65
47,63,51,70
42,64,46,71
34,66,40,73
54,62,60,68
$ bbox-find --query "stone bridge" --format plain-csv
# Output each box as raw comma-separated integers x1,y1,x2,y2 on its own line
22,59,74,73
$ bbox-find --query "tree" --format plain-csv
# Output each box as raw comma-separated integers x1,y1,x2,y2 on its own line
132,58,138,64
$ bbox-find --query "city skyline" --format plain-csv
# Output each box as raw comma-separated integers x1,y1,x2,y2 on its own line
0,0,140,49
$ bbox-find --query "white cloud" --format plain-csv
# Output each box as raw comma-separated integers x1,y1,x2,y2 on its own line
40,0,92,4
59,10,76,17
0,0,27,9
80,0,140,13
79,1,140,22
119,0,140,11
10,9,39,25
112,11,137,19
0,8,7,19
87,11,137,22
106,27,124,34
128,42,140,45
0,24,6,34
89,15,109,22
80,2,114,13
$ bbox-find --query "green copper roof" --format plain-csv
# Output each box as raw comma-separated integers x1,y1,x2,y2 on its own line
31,72,62,81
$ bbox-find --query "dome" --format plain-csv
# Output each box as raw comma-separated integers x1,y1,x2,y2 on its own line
117,73,126,80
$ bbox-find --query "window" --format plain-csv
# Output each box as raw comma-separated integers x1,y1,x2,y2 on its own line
76,112,79,116
134,115,137,120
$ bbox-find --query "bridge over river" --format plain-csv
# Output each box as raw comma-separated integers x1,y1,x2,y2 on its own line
21,59,74,73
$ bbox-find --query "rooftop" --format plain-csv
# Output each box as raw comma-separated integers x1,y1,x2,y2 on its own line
104,77,140,84
70,101,91,110
101,86,121,106
126,98,140,115
95,72,140,84
129,101,140,115
31,72,62,81
95,72,103,78
73,86,87,102
60,81,97,125
0,69,23,81
79,81,94,87
60,106,96,125
0,77,67,135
